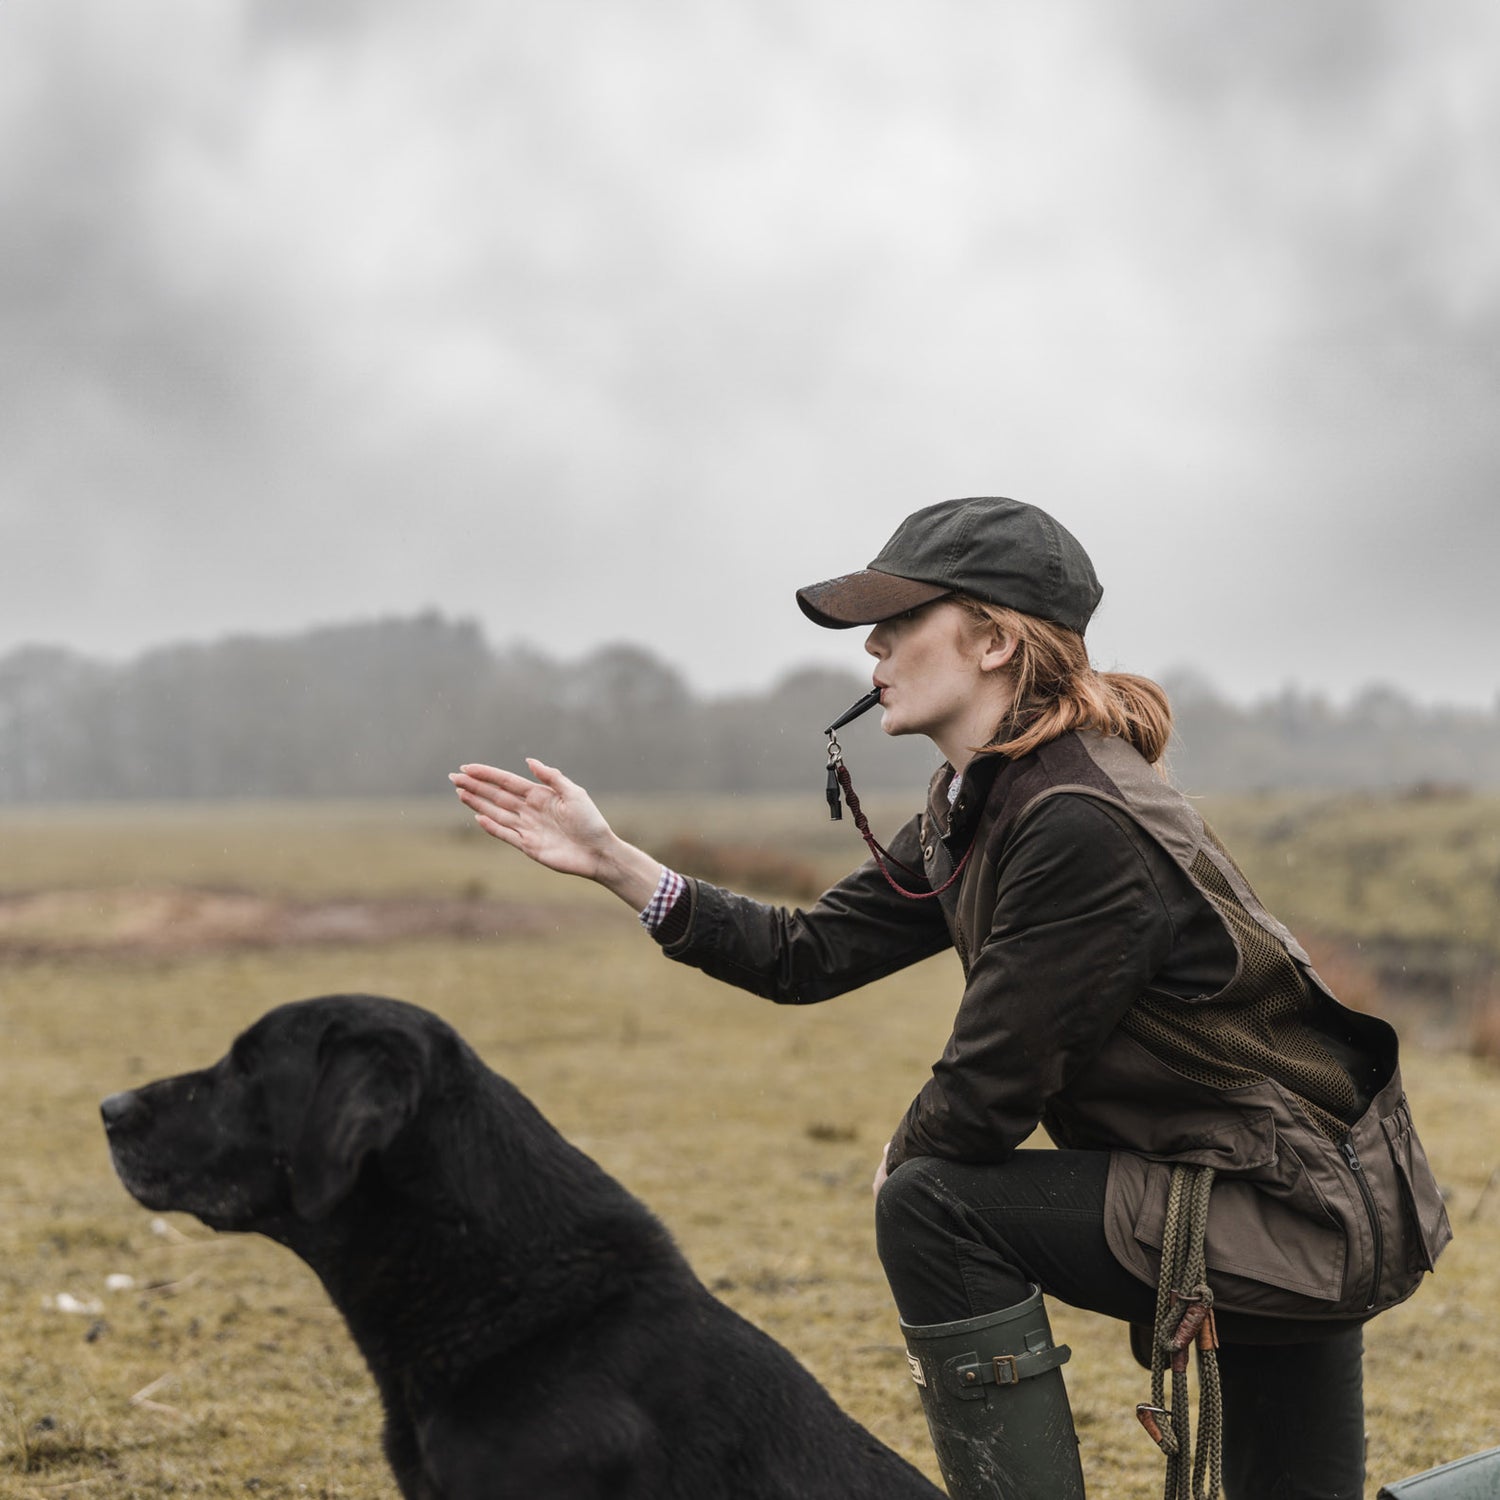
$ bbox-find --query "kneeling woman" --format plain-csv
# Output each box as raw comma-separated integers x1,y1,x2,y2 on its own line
451,497,1450,1500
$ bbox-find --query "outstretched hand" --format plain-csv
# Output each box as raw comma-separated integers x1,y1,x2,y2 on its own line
451,759,612,879
449,759,663,910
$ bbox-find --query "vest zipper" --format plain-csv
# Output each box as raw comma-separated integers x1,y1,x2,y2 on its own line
1341,1137,1383,1310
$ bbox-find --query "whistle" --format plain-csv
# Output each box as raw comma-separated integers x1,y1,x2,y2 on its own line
823,687,883,737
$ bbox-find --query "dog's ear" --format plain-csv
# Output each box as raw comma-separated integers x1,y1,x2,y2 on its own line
290,1031,423,1221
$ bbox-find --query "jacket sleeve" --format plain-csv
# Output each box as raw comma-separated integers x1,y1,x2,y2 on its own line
651,813,954,1004
885,794,1178,1171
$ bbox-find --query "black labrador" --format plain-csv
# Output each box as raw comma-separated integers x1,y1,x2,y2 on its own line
102,994,941,1499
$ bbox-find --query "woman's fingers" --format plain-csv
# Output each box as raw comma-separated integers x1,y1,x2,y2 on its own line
473,812,518,846
524,757,571,789
451,758,612,879
467,799,545,854
452,790,510,834
451,766,559,818
454,763,539,797
454,779,526,816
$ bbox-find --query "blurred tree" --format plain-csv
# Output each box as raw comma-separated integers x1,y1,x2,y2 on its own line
2,618,1498,802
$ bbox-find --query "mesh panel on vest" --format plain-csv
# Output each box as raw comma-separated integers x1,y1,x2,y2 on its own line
1118,851,1357,1143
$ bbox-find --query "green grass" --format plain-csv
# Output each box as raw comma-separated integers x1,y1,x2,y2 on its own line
1197,788,1500,960
0,793,917,902
2,795,1499,1497
7,787,1495,956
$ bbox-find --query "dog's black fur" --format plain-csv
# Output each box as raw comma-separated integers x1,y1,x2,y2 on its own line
102,994,941,1499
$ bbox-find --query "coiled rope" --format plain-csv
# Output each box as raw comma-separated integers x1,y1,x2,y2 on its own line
1137,1164,1224,1500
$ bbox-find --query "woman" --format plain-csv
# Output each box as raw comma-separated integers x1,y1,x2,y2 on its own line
450,497,1450,1500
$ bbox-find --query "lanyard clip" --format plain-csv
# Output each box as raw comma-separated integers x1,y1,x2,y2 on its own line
821,688,879,823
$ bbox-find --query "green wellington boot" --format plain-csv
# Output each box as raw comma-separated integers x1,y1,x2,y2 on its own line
900,1286,1086,1499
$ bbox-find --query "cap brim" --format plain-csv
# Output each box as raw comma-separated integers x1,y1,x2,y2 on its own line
795,570,952,629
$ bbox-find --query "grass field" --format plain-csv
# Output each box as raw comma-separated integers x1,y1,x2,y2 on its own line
2,793,1499,1498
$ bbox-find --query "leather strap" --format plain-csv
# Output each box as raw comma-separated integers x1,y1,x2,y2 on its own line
944,1341,1071,1398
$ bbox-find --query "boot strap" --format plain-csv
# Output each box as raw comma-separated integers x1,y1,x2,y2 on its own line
944,1341,1071,1398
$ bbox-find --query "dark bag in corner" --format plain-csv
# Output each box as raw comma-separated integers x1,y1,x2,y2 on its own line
1377,1446,1500,1498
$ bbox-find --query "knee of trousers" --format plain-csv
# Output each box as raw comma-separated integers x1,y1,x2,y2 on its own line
874,1156,958,1271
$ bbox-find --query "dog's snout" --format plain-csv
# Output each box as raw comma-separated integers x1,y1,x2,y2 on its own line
101,1089,148,1134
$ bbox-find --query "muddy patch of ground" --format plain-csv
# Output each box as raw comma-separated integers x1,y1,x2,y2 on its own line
0,887,593,958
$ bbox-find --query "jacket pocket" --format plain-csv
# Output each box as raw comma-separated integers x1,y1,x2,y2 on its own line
1128,1106,1279,1174
1380,1096,1451,1276
1131,1156,1347,1302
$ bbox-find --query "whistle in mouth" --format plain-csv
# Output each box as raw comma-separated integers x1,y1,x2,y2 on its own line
823,687,883,736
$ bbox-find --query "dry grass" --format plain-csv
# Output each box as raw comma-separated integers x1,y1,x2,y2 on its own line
1470,986,1500,1067
2,797,1499,1498
1197,789,1500,961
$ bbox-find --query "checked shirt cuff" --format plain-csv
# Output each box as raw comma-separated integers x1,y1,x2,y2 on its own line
638,867,686,931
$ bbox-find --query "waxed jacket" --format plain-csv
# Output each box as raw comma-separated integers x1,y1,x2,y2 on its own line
654,729,1452,1320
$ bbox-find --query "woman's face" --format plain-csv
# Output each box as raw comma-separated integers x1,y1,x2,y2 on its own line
864,600,1010,756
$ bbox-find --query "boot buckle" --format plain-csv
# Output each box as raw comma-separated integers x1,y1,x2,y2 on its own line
947,1343,1070,1399
957,1354,1018,1389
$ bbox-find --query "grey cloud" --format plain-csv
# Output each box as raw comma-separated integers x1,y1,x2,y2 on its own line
1112,1,1403,112
2,1,1498,708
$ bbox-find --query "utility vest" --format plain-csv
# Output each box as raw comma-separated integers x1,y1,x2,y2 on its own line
918,729,1452,1318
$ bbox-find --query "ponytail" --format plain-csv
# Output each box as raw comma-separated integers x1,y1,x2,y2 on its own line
953,597,1173,765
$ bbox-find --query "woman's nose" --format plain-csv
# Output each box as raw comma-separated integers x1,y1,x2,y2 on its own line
864,625,886,657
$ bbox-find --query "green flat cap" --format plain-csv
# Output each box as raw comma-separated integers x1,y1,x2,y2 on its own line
796,497,1103,635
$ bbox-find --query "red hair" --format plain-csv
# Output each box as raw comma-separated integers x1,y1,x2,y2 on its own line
953,597,1173,765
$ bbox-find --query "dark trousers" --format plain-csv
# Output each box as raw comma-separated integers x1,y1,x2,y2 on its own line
876,1151,1366,1500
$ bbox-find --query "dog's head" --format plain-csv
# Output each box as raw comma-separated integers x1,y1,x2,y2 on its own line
102,994,446,1234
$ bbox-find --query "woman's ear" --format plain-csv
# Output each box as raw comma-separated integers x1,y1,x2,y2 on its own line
978,628,1018,675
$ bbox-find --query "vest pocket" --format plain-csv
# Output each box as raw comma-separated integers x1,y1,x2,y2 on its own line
1380,1096,1451,1276
1131,1157,1348,1301
1126,1105,1279,1173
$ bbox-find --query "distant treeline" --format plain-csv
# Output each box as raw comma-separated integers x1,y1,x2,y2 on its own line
1,612,1497,802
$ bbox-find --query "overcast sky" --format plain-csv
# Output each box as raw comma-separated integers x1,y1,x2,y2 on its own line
4,0,1498,708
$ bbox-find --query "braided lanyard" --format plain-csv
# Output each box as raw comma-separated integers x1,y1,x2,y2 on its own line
825,720,975,902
